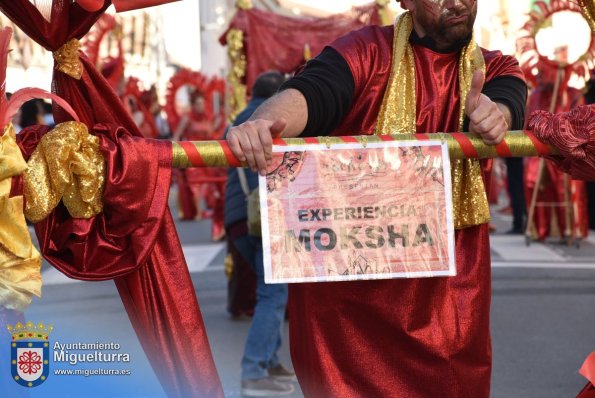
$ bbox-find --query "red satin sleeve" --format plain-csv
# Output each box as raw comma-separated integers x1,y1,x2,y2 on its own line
330,25,393,107
482,48,526,82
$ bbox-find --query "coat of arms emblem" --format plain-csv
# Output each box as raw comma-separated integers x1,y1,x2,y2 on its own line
7,321,52,388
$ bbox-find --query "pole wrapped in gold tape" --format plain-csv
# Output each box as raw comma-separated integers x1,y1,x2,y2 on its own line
171,131,557,169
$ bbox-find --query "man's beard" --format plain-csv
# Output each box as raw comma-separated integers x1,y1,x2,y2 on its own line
418,11,475,49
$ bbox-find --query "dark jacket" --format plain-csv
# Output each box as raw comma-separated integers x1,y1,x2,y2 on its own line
224,97,267,228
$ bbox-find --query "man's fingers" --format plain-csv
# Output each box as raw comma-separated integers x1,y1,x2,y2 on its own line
469,70,485,97
227,133,245,162
465,70,485,115
470,118,507,145
235,129,258,170
259,127,274,163
248,129,269,175
467,98,492,126
481,127,505,145
226,119,284,174
473,112,500,134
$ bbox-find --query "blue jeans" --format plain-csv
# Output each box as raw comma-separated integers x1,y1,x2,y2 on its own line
233,235,288,380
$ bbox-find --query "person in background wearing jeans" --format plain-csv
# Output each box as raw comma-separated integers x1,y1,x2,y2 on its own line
224,71,296,397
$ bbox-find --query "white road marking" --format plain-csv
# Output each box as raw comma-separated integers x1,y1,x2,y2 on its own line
489,235,565,262
184,243,225,273
492,261,595,270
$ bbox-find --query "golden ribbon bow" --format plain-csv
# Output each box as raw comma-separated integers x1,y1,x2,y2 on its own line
0,124,42,311
53,38,83,80
24,121,106,223
376,12,489,229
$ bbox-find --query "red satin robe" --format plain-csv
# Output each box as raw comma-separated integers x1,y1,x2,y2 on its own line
288,26,524,398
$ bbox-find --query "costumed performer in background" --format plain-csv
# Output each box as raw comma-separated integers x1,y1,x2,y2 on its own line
174,90,226,240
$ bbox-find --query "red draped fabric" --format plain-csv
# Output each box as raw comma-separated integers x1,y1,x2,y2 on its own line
287,25,524,398
523,86,589,240
577,353,595,398
578,384,595,398
220,5,383,93
529,104,595,181
1,1,222,396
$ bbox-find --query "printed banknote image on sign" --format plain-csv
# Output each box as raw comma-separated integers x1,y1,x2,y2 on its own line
260,141,456,284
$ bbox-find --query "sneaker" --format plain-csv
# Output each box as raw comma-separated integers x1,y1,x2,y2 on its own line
241,377,294,396
267,364,297,382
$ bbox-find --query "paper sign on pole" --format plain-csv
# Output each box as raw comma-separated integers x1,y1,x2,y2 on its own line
260,141,455,284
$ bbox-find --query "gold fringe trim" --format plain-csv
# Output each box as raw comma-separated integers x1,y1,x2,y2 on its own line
226,28,248,122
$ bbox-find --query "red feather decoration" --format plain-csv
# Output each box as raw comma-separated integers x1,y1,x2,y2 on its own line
0,26,13,128
2,87,80,129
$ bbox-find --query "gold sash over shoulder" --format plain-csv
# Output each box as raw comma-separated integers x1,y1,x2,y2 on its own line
375,12,489,229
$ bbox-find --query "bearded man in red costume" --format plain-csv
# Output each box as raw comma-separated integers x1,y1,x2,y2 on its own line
227,1,527,396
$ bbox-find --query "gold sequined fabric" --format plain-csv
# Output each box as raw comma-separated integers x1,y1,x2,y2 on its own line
375,12,489,229
226,28,248,121
53,38,83,80
24,121,105,223
581,0,595,31
0,124,42,311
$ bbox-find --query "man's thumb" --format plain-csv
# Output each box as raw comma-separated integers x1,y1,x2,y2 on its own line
466,70,485,114
270,118,287,138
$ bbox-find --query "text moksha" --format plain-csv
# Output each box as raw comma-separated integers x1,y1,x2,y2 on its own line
285,223,434,252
